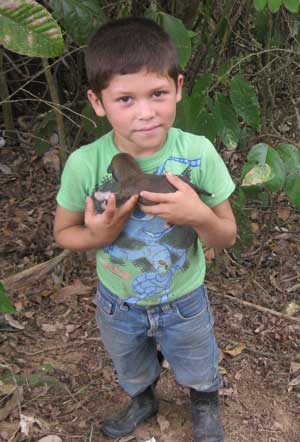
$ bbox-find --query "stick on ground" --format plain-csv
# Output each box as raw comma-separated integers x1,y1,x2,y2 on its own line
2,250,70,290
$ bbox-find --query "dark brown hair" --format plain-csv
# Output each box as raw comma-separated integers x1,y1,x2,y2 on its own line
85,16,180,95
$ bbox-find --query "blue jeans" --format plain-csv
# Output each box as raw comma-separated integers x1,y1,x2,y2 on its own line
95,283,221,397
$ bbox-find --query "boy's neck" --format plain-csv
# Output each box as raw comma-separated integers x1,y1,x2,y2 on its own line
113,132,168,158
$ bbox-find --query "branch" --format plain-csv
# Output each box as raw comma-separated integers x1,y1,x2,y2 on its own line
42,58,67,167
0,48,15,136
2,250,71,290
207,284,300,324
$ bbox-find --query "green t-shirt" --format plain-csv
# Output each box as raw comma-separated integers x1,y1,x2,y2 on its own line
57,128,235,305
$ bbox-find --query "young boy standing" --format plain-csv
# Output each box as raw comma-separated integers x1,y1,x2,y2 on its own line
54,17,236,442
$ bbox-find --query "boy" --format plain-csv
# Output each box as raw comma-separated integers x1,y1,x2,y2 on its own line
54,17,236,442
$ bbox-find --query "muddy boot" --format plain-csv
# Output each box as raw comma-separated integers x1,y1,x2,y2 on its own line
101,384,159,438
190,389,224,442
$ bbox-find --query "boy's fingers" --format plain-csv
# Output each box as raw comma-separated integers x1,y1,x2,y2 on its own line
119,194,139,215
139,190,173,204
139,202,167,215
103,193,117,221
85,196,95,219
165,173,189,190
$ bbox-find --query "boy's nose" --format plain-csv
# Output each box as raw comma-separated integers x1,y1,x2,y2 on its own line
137,101,155,120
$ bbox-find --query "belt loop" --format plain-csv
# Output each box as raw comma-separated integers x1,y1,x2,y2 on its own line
161,302,172,313
120,300,129,311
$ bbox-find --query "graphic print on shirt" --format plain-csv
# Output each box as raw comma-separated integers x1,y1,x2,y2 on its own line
93,156,202,304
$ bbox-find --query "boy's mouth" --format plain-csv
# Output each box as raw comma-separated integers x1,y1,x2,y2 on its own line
136,125,161,132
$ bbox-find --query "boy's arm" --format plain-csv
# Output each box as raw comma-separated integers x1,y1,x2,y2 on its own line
139,174,236,249
191,199,236,249
54,193,138,251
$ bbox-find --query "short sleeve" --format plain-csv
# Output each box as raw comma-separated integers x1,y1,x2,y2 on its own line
198,139,235,208
56,150,91,212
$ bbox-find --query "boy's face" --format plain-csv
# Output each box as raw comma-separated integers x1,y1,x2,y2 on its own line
88,69,183,157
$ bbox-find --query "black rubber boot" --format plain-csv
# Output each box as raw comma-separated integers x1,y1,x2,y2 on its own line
190,389,224,442
101,384,159,438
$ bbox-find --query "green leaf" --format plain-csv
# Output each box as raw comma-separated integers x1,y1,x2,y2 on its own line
147,12,191,68
213,93,240,150
1,373,65,394
231,190,253,259
283,0,300,12
238,127,257,151
254,9,270,45
254,0,267,10
242,163,274,186
290,15,300,37
196,112,218,142
277,144,300,207
0,282,15,314
81,102,111,139
39,363,55,373
242,143,286,191
174,91,217,142
192,74,214,96
286,171,300,208
50,0,107,45
33,110,57,155
268,0,282,13
187,30,197,38
0,0,64,57
276,143,298,172
174,92,193,132
230,76,261,131
217,58,238,84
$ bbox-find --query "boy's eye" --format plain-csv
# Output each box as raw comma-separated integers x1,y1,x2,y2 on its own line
153,91,167,98
118,96,132,103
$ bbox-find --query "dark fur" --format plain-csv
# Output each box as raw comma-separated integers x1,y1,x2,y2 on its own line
107,153,212,207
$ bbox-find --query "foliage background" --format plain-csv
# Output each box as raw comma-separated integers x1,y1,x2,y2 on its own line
1,0,300,290
1,3,300,441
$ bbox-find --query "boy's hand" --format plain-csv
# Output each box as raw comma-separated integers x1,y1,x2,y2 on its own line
139,173,210,226
85,192,138,243
140,173,237,249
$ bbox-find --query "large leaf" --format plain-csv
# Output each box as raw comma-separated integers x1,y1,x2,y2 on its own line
286,171,300,208
254,0,267,10
193,111,218,142
242,163,274,186
147,12,191,68
217,58,239,85
242,143,285,192
0,282,15,314
189,93,218,141
254,9,270,45
230,190,253,260
268,0,282,12
277,144,300,207
0,0,64,57
192,74,213,96
174,94,191,132
50,0,107,45
81,102,111,139
213,93,240,150
283,0,300,12
174,91,218,142
33,110,57,154
230,76,261,131
276,143,298,172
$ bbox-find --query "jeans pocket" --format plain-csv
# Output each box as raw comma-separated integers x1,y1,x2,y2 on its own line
96,286,117,317
203,286,215,327
175,287,207,320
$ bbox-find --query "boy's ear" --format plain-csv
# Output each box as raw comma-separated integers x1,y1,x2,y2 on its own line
87,90,106,117
176,74,184,103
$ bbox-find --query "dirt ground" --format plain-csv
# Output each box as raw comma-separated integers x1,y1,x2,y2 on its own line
1,143,300,442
